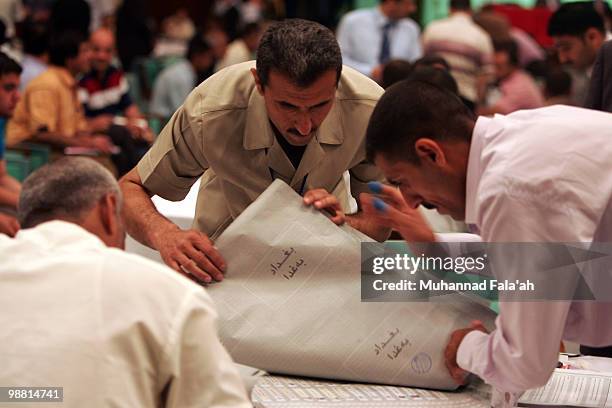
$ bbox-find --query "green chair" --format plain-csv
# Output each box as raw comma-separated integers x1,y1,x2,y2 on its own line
5,150,29,181
10,142,50,173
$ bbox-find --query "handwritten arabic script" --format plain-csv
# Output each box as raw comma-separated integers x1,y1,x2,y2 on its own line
269,247,307,280
373,328,412,360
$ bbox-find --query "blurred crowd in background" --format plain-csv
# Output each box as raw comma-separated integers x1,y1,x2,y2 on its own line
0,0,609,182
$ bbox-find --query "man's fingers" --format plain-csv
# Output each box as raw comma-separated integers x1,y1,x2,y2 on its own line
303,189,331,205
184,245,224,282
174,252,213,283
330,211,346,225
368,181,413,212
192,235,227,273
312,195,340,210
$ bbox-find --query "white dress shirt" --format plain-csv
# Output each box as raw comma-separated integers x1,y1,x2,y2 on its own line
0,221,251,408
336,7,422,76
457,106,612,394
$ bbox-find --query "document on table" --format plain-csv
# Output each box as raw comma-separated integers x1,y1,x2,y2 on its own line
519,369,612,407
208,179,496,391
251,376,489,408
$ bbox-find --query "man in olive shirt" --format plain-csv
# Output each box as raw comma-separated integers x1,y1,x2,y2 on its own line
120,20,389,283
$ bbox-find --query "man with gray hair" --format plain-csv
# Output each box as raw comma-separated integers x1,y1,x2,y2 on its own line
0,157,251,407
120,19,390,284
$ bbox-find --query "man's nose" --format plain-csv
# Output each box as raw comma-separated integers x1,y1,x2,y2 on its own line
295,114,312,136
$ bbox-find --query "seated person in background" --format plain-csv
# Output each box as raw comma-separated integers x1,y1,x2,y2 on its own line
216,22,263,71
548,2,608,106
337,0,422,82
19,19,49,92
544,67,574,106
150,33,216,122
6,30,116,156
478,39,544,116
0,52,21,237
78,27,153,174
0,157,251,408
79,27,153,143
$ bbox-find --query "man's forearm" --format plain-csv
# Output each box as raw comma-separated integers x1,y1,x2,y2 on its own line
346,211,391,242
119,169,181,249
32,131,82,148
0,187,18,208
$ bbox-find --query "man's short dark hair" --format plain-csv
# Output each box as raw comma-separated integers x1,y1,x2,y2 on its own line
545,67,572,98
366,80,475,163
413,55,451,71
240,22,261,39
407,66,459,95
450,0,471,11
256,19,342,88
22,20,49,57
0,52,21,77
49,30,87,67
494,39,519,66
186,33,212,61
548,2,605,37
382,59,412,89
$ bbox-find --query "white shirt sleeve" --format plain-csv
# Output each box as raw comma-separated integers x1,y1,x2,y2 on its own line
160,289,251,408
457,188,596,393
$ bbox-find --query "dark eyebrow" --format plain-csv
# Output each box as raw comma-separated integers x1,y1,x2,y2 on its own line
310,100,332,109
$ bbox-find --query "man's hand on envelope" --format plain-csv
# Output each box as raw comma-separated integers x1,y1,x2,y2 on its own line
303,189,346,225
156,228,227,284
445,320,488,385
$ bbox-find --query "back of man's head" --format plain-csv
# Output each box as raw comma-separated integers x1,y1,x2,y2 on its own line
545,67,572,98
18,157,121,232
548,2,605,38
450,0,471,12
0,51,21,78
381,59,412,89
256,19,342,88
187,32,212,61
21,20,49,57
49,30,87,67
366,80,474,163
406,66,460,95
493,39,520,67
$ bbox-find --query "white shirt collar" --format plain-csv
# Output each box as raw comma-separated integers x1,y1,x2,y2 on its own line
16,220,106,250
465,116,490,225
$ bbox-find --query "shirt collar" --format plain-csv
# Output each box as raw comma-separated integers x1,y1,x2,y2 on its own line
17,220,107,250
374,6,392,26
465,116,490,225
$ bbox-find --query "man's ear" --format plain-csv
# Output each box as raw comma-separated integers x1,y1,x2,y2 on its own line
251,68,264,95
414,138,447,166
584,27,604,48
99,193,119,237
